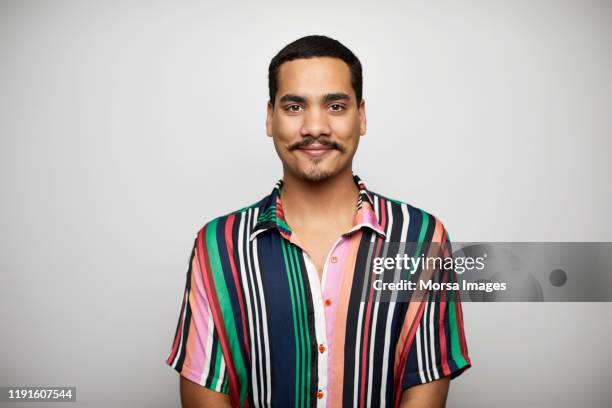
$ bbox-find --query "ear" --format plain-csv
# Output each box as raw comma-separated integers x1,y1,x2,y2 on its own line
266,101,274,138
358,99,367,136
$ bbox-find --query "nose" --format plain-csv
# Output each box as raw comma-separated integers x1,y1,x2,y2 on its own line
300,106,331,139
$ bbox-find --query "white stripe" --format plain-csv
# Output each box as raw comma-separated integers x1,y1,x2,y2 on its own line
303,253,328,408
250,209,273,406
379,201,409,406
237,211,260,403
366,199,393,406
352,302,366,407
245,208,266,406
428,272,440,380
215,351,227,390
422,298,433,382
199,304,215,385
415,325,426,383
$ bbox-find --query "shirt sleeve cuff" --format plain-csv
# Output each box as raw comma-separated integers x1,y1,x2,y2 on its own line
168,360,229,395
402,359,471,390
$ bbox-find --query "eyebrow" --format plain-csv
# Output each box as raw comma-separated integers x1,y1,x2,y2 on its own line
323,92,350,103
279,92,351,104
279,94,306,104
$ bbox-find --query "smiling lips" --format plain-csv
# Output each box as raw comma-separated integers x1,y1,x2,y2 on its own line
297,144,334,157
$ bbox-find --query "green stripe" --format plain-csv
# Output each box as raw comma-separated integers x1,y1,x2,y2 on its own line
281,239,302,408
289,244,311,408
211,341,224,389
256,206,292,232
448,288,468,368
257,213,276,222
288,244,307,408
276,217,291,232
258,207,276,219
257,209,275,220
417,210,430,244
206,219,248,406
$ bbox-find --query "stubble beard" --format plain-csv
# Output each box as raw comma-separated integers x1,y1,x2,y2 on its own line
296,158,334,182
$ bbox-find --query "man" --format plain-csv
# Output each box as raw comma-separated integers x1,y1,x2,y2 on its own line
166,35,471,407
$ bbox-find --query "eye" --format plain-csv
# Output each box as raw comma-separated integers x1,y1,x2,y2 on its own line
285,104,303,113
329,103,345,112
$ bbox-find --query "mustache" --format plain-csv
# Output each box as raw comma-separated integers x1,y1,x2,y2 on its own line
288,137,346,153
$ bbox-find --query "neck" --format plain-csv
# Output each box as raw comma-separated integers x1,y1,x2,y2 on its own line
280,166,359,229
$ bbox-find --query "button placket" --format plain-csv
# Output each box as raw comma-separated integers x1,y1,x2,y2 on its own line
302,236,349,407
299,252,330,408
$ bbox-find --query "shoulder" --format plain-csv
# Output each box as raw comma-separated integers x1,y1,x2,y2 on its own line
193,196,268,245
368,190,452,244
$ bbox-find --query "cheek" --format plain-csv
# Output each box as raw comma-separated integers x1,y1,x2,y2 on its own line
330,117,360,141
273,115,301,141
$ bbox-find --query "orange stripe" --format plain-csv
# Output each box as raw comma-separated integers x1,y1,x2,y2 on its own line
328,230,363,408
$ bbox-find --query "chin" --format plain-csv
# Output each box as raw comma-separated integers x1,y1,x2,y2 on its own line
300,171,333,182
294,163,337,182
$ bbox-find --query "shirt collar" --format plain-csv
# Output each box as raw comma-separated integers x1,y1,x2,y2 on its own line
249,174,387,241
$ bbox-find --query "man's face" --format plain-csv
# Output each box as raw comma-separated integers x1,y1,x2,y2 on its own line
266,57,366,182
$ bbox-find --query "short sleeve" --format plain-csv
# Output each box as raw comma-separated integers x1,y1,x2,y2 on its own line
401,234,472,389
165,237,230,394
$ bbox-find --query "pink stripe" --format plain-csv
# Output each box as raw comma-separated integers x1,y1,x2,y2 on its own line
166,288,187,365
323,239,349,357
184,251,212,375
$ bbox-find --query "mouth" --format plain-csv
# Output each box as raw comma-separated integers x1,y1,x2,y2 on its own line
296,144,335,158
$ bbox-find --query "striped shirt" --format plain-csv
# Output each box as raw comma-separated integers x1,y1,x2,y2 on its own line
166,174,471,407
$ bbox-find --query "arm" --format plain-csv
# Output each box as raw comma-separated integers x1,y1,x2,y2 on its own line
180,376,232,408
397,222,471,406
166,235,232,406
399,376,450,408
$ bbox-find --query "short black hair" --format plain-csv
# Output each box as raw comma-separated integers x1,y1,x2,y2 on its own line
268,35,363,106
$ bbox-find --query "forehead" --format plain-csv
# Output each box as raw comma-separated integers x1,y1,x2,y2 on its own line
276,57,354,99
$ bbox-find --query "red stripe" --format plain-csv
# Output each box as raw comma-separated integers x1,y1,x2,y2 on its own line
276,195,285,218
438,269,451,376
438,230,451,375
393,301,427,408
197,226,241,408
225,214,251,362
166,288,187,364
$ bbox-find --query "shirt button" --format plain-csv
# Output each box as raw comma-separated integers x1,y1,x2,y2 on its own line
318,344,326,353
324,299,332,306
317,391,325,399
331,256,338,263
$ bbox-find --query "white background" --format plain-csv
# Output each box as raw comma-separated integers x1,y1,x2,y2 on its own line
1,0,611,406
